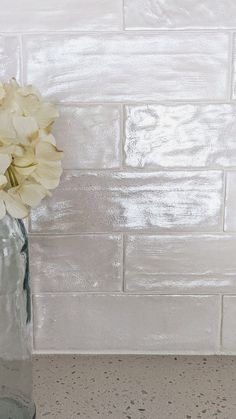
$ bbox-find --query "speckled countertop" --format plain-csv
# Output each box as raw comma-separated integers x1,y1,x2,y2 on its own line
33,356,236,419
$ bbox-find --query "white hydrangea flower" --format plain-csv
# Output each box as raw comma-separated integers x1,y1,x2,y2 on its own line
0,79,63,219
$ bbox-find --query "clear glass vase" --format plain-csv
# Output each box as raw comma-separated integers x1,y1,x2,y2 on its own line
0,214,36,419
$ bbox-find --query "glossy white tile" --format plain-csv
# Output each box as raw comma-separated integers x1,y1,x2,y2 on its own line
225,172,236,232
0,0,122,31
23,33,229,102
232,36,236,100
54,105,121,169
30,235,123,293
125,0,236,29
30,171,223,234
222,296,236,352
0,36,20,81
125,105,236,169
33,294,220,353
125,235,236,293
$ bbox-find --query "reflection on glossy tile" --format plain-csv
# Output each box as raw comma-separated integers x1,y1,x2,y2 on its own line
23,33,228,102
0,0,122,31
30,171,223,233
125,105,236,168
232,36,236,100
33,294,220,353
0,36,20,80
125,0,236,29
54,105,120,169
225,172,236,231
125,235,236,293
222,296,236,352
30,235,122,293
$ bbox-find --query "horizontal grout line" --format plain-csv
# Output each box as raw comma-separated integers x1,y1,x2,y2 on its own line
32,292,223,297
29,230,230,236
56,101,236,106
32,349,226,355
60,168,226,172
53,99,236,106
28,232,236,237
1,29,236,36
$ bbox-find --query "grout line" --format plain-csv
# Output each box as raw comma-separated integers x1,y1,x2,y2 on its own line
55,100,236,106
223,171,228,232
28,231,235,237
32,291,224,297
2,29,236,35
122,234,125,292
220,295,224,350
18,34,24,85
122,0,125,31
119,104,124,169
227,32,235,100
60,167,226,172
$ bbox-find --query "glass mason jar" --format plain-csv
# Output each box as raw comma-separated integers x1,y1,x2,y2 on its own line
0,214,36,419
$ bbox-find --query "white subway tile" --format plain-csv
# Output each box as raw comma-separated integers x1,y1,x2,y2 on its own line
23,33,228,102
222,296,236,352
0,0,122,31
0,36,20,81
225,172,236,231
125,0,236,29
125,105,236,169
30,171,223,234
33,294,220,353
30,235,123,293
125,235,236,293
54,105,120,169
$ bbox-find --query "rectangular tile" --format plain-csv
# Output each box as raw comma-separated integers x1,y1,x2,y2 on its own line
30,171,223,234
33,294,220,353
0,0,122,31
30,235,123,293
125,235,236,293
222,296,236,352
125,105,236,169
23,33,228,102
54,105,121,169
0,36,20,81
225,172,236,231
125,0,236,29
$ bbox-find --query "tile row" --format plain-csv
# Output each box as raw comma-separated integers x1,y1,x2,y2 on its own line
30,170,224,233
33,294,221,353
30,233,236,294
55,104,236,170
4,33,236,101
1,0,236,32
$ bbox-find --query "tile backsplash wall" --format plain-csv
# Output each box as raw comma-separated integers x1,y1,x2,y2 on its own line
2,0,236,354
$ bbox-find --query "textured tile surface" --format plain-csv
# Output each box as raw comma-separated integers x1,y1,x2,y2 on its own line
0,36,20,81
222,296,236,352
33,356,236,419
30,235,123,292
125,0,236,29
55,105,121,169
30,171,223,233
23,33,229,102
225,172,236,231
125,235,236,293
125,105,236,168
0,0,122,31
33,294,220,353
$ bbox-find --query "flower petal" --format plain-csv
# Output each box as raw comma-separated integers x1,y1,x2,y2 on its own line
32,161,62,189
13,116,39,143
0,154,11,174
34,102,59,129
0,196,6,219
36,141,63,162
3,190,28,219
0,110,16,139
0,175,7,187
19,183,48,207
